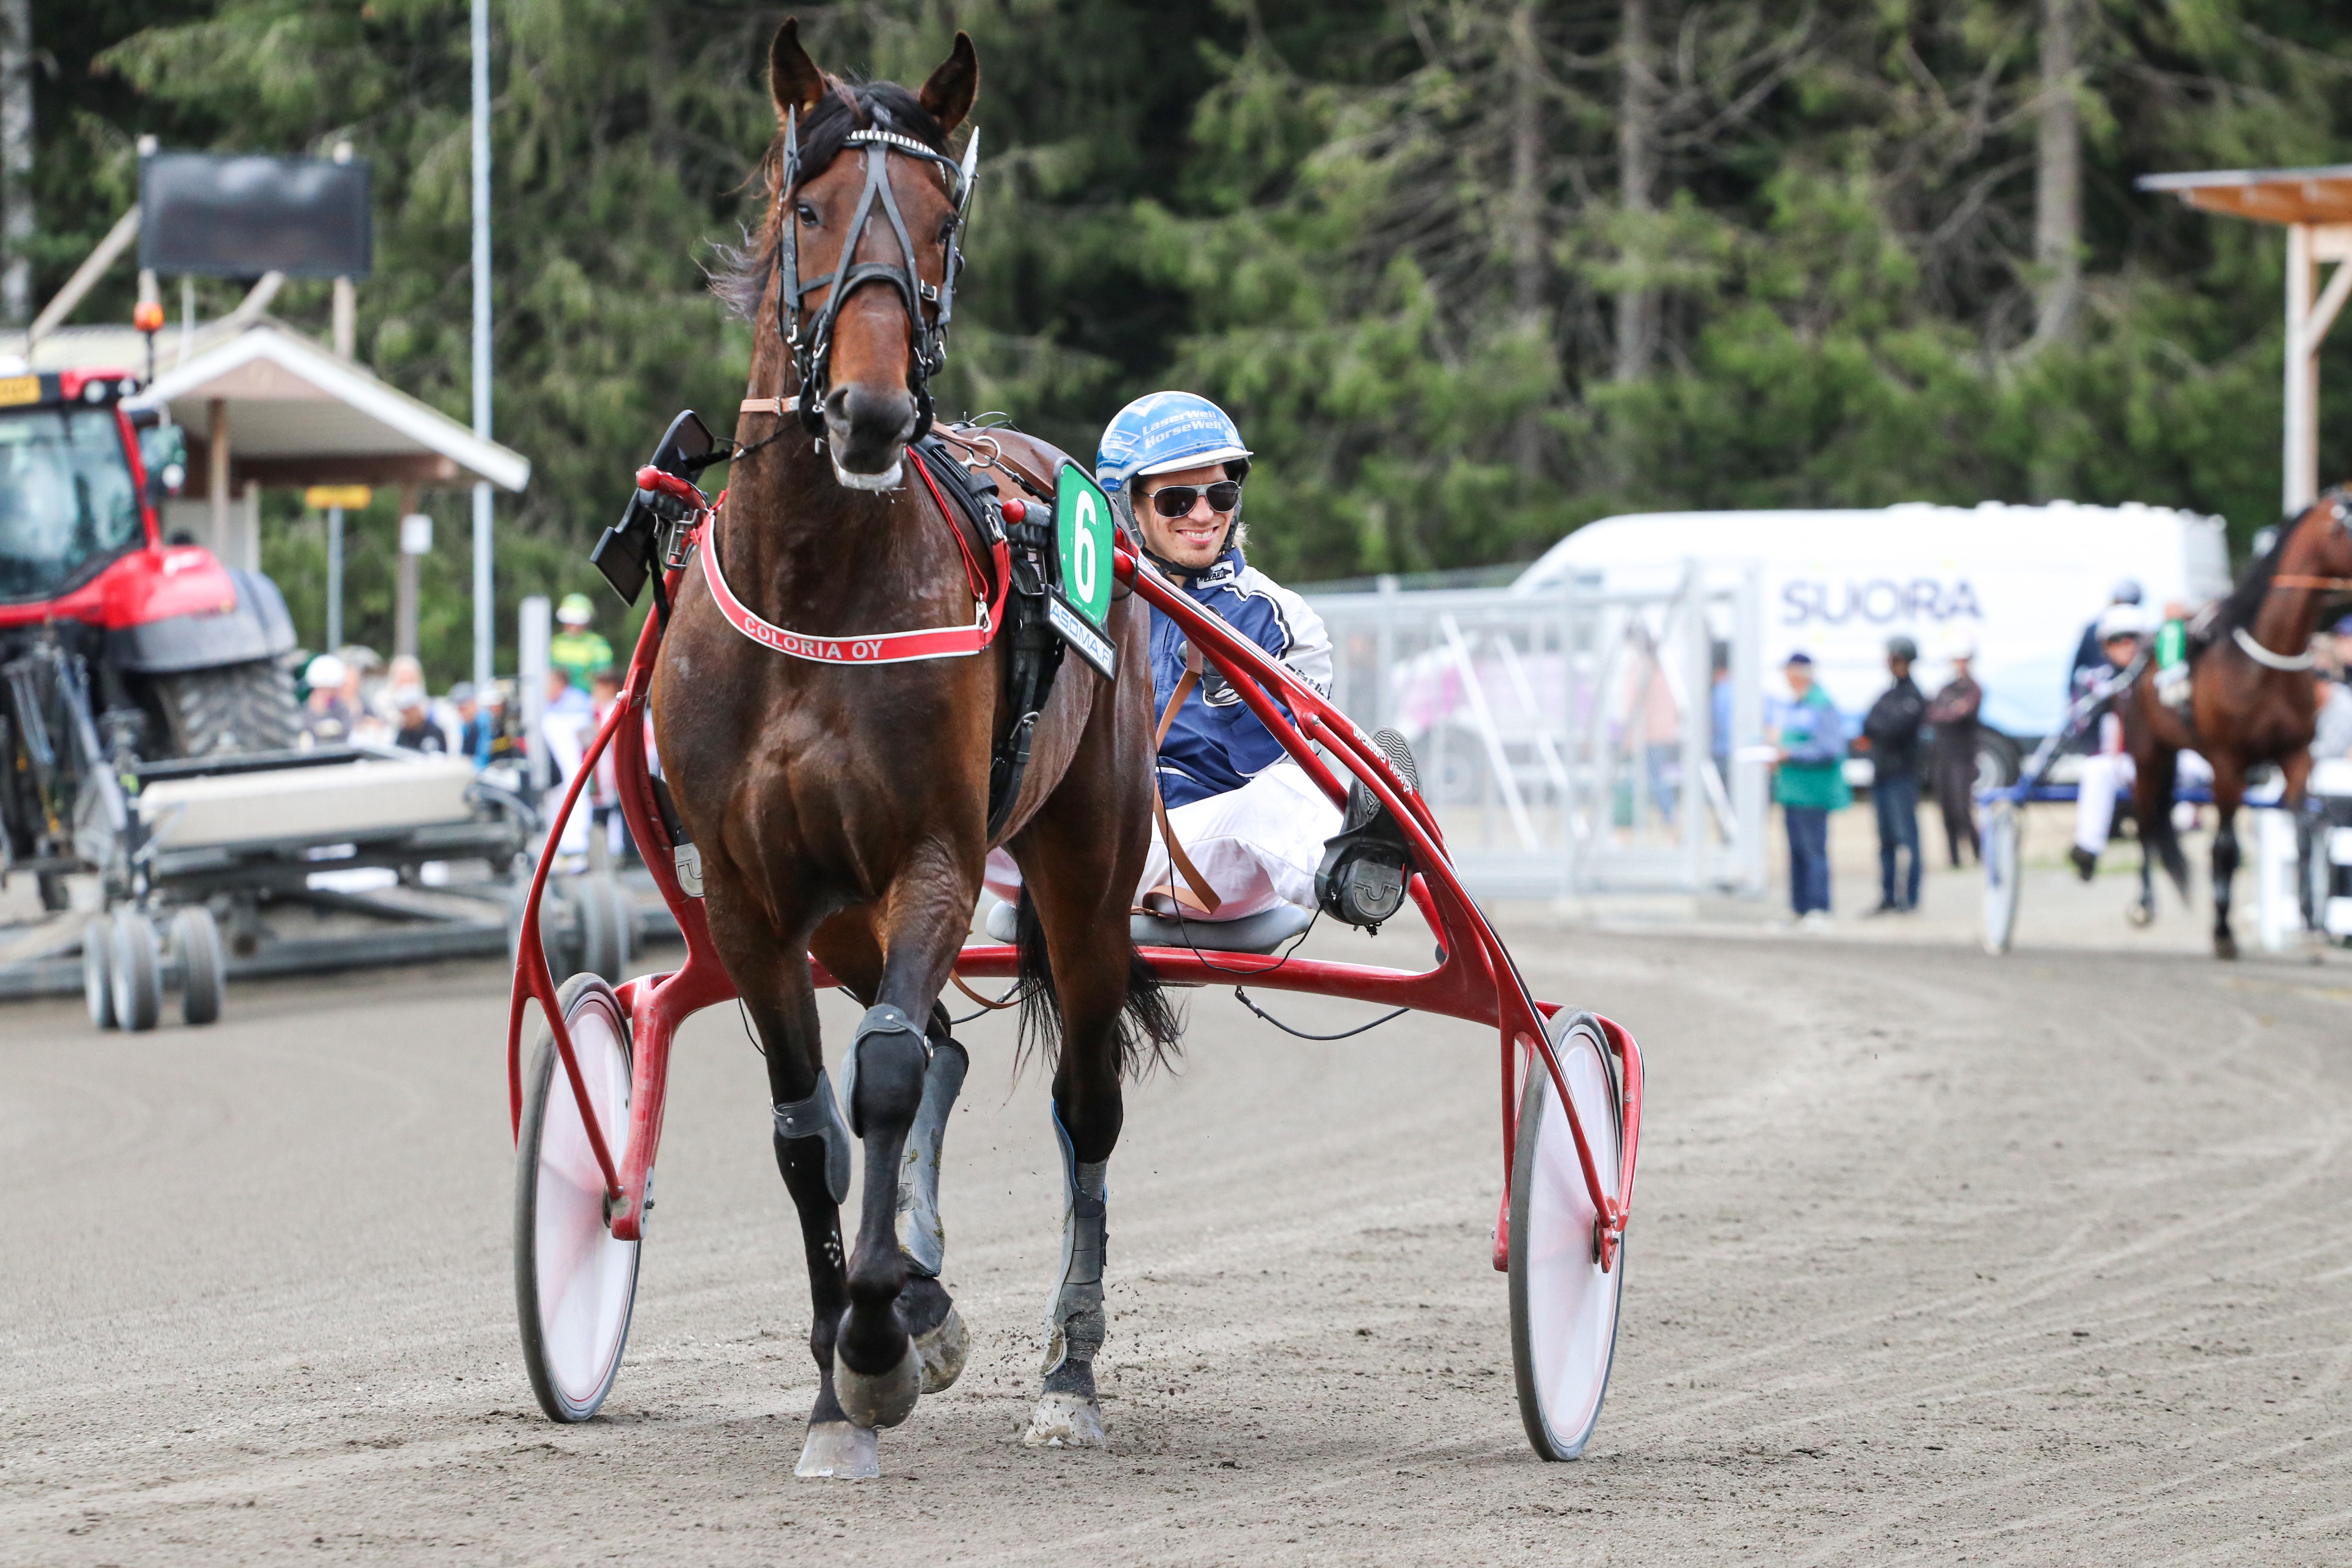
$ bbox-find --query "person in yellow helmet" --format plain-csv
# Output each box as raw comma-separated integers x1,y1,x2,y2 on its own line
549,593,613,691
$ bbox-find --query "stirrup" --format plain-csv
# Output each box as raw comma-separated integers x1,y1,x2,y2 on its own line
1315,729,1420,931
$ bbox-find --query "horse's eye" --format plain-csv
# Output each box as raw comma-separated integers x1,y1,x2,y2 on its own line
795,202,819,227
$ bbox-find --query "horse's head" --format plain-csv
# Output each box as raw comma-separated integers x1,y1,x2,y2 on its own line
762,19,978,491
2301,488,2352,580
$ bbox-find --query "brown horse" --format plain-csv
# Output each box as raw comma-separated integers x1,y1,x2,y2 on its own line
651,21,1176,1478
2125,489,2352,956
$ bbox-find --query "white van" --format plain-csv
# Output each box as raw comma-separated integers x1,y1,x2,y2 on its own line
1511,501,2233,739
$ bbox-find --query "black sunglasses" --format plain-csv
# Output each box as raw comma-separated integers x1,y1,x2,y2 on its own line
1146,480,1243,518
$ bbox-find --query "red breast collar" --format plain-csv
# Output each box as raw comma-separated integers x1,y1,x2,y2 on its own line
693,449,1011,665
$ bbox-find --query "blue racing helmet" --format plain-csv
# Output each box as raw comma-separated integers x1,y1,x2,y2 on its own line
1095,392,1253,499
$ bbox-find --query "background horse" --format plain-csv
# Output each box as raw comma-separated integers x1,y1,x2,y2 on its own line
652,20,1177,1478
2125,489,2352,957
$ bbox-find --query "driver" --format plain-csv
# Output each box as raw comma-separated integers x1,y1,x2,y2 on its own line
981,393,1339,925
1102,393,1338,921
2072,603,2212,879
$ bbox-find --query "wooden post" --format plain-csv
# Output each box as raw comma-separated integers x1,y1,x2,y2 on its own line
207,398,231,554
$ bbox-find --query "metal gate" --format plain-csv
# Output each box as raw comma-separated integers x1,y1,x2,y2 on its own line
1308,563,1768,898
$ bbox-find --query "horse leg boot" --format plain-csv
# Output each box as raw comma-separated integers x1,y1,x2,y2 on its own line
2212,813,2242,960
770,1070,873,1479
832,1004,930,1429
896,1015,970,1393
1025,1106,1110,1448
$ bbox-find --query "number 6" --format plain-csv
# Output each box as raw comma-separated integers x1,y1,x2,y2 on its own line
1073,497,1097,604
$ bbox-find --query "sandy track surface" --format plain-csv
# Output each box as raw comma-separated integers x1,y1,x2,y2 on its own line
4,920,2350,1565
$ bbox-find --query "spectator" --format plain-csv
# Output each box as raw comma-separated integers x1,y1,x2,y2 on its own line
391,685,445,753
1925,639,1982,867
302,653,353,744
587,667,633,862
2331,615,2352,680
1860,636,1927,913
551,594,613,692
541,665,594,785
1773,651,1848,929
452,683,494,767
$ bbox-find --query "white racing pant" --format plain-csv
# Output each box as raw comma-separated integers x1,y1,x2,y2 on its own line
2075,750,2213,855
985,762,1343,922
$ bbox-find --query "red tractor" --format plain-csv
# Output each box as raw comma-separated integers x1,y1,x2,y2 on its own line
1,364,303,1012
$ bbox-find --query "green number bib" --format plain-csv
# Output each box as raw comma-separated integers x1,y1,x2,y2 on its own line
1047,463,1118,680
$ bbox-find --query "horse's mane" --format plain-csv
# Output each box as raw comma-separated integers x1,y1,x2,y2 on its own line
2217,512,2295,631
711,79,950,322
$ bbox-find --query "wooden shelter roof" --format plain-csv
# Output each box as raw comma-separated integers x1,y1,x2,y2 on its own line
2137,166,2352,226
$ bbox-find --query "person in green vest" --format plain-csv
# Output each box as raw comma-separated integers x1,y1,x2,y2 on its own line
1773,651,1851,928
2153,597,2191,715
550,593,613,691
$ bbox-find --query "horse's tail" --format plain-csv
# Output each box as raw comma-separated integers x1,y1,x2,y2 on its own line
1013,889,1185,1079
2139,749,2194,898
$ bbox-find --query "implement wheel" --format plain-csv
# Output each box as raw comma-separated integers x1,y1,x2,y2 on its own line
1508,1011,1625,1461
515,974,641,1423
109,912,163,1033
173,907,227,1027
83,916,116,1030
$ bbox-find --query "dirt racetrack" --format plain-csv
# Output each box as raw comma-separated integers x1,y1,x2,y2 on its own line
5,917,2351,1566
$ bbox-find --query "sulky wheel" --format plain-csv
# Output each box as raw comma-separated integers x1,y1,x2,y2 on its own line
172,907,227,1027
515,974,642,1423
109,911,164,1033
83,915,116,1030
1509,1011,1625,1461
1979,801,2021,956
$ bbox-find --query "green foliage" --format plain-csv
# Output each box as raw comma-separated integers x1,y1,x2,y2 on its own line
14,0,2352,680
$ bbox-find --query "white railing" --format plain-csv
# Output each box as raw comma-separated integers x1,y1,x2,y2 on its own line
1307,562,1768,899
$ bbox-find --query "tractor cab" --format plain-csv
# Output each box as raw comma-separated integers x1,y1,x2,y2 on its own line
0,367,169,607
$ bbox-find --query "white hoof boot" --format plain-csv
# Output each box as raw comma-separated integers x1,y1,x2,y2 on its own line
833,1341,922,1429
914,1304,969,1394
1022,1391,1107,1449
795,1420,879,1479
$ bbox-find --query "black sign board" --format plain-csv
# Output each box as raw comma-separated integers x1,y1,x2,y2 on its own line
139,151,373,280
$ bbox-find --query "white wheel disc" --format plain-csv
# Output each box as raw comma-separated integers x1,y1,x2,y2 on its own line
1981,803,2020,955
1510,1014,1624,1460
515,977,641,1422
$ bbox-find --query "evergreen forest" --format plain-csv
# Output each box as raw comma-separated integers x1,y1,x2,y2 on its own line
8,0,2351,680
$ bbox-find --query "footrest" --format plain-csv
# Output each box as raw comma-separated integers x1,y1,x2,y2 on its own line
1131,904,1314,954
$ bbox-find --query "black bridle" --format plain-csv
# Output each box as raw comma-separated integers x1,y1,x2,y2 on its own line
776,109,979,448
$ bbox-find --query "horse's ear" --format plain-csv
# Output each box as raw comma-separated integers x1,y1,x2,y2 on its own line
769,17,827,124
918,32,979,136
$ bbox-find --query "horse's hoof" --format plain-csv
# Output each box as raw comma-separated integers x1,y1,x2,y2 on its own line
2214,932,2239,960
2126,901,2154,928
914,1303,969,1394
833,1340,922,1429
795,1419,879,1480
1021,1391,1107,1449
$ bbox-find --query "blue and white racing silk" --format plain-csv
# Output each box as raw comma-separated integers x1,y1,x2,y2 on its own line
1149,545,1334,808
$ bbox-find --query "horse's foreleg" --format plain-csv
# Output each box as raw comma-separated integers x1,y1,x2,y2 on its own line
810,916,972,1397
898,1012,971,1393
2212,801,2242,960
711,906,868,1478
830,849,976,1431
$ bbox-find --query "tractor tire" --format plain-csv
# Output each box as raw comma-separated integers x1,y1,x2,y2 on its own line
153,660,303,759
